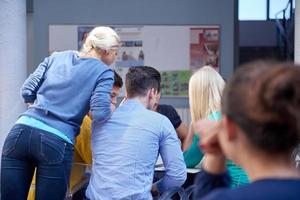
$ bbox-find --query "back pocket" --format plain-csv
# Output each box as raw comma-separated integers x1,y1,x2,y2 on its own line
40,134,66,164
2,128,23,156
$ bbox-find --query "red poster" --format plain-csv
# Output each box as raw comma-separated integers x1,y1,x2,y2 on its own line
190,26,220,71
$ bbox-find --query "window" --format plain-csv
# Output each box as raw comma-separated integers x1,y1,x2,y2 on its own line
239,0,295,20
269,0,295,19
239,0,267,20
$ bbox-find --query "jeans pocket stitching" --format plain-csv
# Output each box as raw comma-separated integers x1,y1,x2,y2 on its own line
40,134,66,164
2,129,23,156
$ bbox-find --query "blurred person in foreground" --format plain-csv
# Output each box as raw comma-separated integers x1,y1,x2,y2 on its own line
193,61,300,200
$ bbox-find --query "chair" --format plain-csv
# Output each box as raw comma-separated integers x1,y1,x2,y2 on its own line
184,185,195,200
159,186,188,200
292,144,300,170
65,163,91,200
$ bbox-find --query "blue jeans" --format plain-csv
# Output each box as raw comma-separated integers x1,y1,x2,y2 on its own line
1,124,73,200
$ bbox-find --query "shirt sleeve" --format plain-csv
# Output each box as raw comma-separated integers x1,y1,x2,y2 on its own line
75,115,93,165
156,117,187,193
183,134,204,168
168,106,182,129
20,56,50,103
193,169,231,199
90,69,114,124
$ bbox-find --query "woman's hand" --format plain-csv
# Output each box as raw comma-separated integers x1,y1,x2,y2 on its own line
194,119,222,155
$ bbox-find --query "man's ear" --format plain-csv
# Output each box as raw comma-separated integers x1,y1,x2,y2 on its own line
148,88,156,99
145,89,151,101
222,116,238,141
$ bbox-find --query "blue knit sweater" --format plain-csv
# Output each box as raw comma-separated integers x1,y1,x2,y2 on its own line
20,51,114,143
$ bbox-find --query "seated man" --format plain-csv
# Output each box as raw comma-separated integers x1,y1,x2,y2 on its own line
68,70,123,199
152,91,188,147
70,71,123,200
73,70,123,165
86,66,187,200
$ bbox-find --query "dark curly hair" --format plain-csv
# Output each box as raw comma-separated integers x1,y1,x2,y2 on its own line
222,61,300,154
113,70,123,88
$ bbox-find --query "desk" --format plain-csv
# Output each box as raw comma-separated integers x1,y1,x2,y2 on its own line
155,164,201,174
154,164,200,189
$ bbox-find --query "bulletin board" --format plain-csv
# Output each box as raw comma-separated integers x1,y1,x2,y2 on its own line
49,25,220,96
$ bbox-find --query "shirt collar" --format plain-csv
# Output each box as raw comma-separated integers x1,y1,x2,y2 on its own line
122,99,146,109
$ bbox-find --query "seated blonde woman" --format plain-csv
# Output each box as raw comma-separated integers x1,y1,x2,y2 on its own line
183,66,248,188
193,61,300,200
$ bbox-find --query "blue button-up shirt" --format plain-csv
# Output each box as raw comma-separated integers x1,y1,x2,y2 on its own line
86,99,186,200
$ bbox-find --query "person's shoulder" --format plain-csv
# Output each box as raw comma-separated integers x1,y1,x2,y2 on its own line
158,104,176,112
253,179,300,199
199,186,251,200
246,179,300,199
158,104,179,117
207,111,222,121
50,50,76,57
47,51,78,63
146,108,167,119
197,188,231,200
144,109,172,125
201,180,300,200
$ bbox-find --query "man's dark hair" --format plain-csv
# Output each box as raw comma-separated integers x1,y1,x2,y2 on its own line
113,70,123,88
125,66,161,98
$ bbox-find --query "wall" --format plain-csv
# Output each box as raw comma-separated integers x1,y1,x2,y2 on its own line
32,0,237,78
48,25,220,72
27,13,33,73
239,21,277,47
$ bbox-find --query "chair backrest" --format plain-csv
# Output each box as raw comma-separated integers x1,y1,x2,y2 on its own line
185,185,195,200
159,186,188,200
65,163,91,200
292,144,300,170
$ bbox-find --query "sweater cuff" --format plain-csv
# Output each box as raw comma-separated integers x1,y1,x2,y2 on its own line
23,95,35,103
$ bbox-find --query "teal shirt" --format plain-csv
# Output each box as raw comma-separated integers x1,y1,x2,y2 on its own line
184,111,221,167
183,111,249,187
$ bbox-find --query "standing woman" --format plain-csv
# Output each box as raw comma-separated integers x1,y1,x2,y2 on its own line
1,26,120,200
183,66,248,187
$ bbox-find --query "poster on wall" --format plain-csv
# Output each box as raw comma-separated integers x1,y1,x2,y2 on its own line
115,40,144,67
160,70,192,97
114,27,144,68
48,25,222,97
77,26,144,67
190,26,220,71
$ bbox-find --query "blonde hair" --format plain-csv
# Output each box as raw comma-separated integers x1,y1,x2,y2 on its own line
189,66,225,123
81,26,120,53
